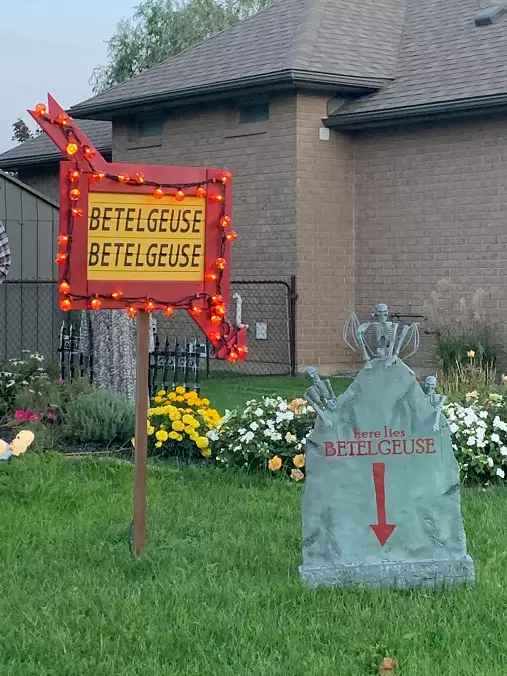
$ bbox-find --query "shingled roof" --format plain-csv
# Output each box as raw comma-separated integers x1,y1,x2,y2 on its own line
69,0,405,119
0,120,112,171
329,0,507,128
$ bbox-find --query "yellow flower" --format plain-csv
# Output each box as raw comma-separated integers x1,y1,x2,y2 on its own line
201,398,210,406
156,430,169,442
154,396,163,403
268,456,282,471
196,436,209,449
168,392,177,401
184,425,194,435
147,425,155,436
169,430,179,440
172,420,185,432
176,434,183,442
157,389,166,397
201,447,212,458
189,432,199,442
155,441,162,448
131,437,135,447
175,386,185,395
293,454,305,468
467,350,476,358
182,414,194,425
291,468,304,482
191,419,200,429
176,396,185,402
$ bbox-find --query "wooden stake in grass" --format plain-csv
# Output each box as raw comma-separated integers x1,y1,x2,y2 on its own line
133,310,150,556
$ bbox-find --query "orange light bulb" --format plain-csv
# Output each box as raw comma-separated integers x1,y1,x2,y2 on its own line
211,193,224,203
55,252,68,264
206,272,218,282
237,345,248,355
66,142,79,156
228,350,238,363
56,114,70,126
69,188,80,201
226,231,238,242
35,103,47,117
83,146,96,159
211,315,222,325
135,172,145,184
59,281,70,294
215,258,226,270
144,300,156,313
190,305,202,316
174,189,185,202
220,216,231,228
153,187,164,199
58,235,69,247
92,171,105,182
209,331,221,342
164,306,174,318
127,306,137,318
69,169,80,183
221,171,232,183
71,208,83,217
90,298,102,311
215,304,226,316
60,298,72,312
211,294,223,304
112,291,124,300
117,173,129,184
196,187,207,198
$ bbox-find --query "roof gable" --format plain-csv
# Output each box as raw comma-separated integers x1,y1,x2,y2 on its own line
69,0,406,118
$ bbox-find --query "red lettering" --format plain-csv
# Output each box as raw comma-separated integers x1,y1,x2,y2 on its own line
353,427,361,439
378,440,391,455
367,440,378,456
374,430,381,438
415,438,426,454
361,431,368,439
393,430,400,438
391,439,402,454
347,440,356,456
426,439,436,454
402,439,414,455
357,440,368,456
337,441,347,456
324,442,336,456
400,430,406,438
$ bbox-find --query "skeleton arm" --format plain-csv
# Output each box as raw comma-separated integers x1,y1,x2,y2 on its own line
432,394,447,431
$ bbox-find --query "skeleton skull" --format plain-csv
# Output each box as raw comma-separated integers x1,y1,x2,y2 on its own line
373,303,389,323
425,375,437,395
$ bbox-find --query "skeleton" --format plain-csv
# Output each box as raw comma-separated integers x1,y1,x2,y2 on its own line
425,375,446,432
304,367,338,427
343,303,419,369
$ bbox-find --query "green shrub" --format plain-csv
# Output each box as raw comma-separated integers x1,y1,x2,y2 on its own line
439,356,497,403
61,389,134,446
434,326,496,374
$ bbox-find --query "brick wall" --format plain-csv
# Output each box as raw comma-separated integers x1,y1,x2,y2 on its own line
354,118,507,372
17,167,60,203
295,94,355,374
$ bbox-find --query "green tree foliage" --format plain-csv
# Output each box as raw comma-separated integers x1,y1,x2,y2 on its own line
11,118,39,143
90,0,274,93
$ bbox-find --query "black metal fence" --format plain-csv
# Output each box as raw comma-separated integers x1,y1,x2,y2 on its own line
1,277,297,377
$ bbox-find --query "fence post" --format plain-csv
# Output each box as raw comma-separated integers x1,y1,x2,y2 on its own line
289,275,297,376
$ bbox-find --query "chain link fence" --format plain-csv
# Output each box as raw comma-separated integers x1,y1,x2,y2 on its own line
0,278,297,376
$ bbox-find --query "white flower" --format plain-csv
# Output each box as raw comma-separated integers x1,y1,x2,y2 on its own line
278,401,288,412
487,457,494,468
238,428,246,435
496,468,505,479
285,432,297,444
467,436,476,446
249,421,259,431
501,446,507,457
493,416,507,432
254,407,263,417
449,422,459,434
207,430,219,441
491,433,500,444
479,411,489,419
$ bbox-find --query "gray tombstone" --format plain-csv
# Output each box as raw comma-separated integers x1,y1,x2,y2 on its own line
299,305,474,589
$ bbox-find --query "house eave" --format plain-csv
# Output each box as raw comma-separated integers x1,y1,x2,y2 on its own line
68,70,388,119
0,148,112,173
326,93,507,130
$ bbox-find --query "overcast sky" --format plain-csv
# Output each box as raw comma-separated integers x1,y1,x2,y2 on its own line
0,0,135,153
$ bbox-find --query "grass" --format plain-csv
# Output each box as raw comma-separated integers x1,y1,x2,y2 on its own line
1,454,507,675
200,375,351,412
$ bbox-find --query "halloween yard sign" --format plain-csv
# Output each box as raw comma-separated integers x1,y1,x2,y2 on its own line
30,95,247,555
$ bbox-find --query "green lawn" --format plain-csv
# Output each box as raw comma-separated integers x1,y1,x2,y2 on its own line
200,375,351,412
1,454,506,675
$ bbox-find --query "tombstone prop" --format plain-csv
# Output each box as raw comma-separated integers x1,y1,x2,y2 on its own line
299,303,474,588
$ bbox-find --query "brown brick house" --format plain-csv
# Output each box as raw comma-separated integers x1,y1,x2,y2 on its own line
2,0,507,373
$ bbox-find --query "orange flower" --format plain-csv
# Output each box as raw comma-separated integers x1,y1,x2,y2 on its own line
268,455,282,471
293,454,305,468
467,350,476,358
291,469,304,482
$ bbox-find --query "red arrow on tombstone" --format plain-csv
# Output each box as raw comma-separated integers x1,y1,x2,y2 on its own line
370,462,396,546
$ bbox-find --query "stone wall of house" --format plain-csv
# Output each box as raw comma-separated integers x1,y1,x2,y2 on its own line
295,94,355,374
353,117,507,372
16,167,60,204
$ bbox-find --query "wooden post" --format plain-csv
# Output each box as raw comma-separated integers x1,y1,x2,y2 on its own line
133,310,150,556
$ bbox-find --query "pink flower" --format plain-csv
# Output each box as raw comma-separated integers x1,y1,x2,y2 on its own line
15,410,29,420
29,413,39,422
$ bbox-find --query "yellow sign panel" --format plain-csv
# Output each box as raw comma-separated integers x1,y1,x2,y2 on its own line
87,192,206,281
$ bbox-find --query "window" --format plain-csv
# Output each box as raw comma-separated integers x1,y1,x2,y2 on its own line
238,103,269,124
138,117,164,137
